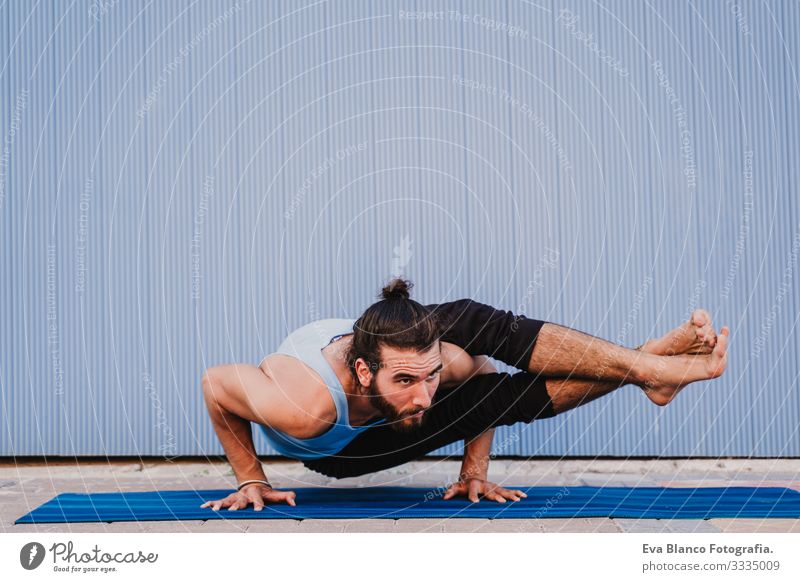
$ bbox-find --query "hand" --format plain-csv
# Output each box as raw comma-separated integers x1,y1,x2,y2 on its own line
200,483,297,511
442,478,527,503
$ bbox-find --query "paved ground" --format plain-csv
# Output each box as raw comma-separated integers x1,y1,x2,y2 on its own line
2,458,799,533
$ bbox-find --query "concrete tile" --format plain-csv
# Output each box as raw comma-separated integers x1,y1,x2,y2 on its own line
129,521,208,533
343,519,397,532
393,518,445,533
244,520,302,533
618,518,722,534
199,519,250,533
8,523,77,533
91,522,154,533
709,518,800,533
295,519,349,532
479,519,542,533
583,518,622,532
665,520,721,533
440,518,546,533
440,519,494,533
53,522,130,533
539,518,620,533
275,474,331,488
614,519,674,533
492,518,545,532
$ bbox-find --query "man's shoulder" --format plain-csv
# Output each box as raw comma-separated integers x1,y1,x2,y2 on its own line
258,354,338,438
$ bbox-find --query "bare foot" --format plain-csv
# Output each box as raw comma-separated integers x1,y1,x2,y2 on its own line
639,309,717,356
641,326,730,406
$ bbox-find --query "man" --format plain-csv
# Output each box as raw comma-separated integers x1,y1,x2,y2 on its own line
201,278,729,510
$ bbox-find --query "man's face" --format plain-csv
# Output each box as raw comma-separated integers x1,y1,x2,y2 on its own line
363,342,442,432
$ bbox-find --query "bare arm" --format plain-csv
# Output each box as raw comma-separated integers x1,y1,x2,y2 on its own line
202,374,268,485
442,355,527,503
458,355,497,481
200,363,300,509
460,428,494,482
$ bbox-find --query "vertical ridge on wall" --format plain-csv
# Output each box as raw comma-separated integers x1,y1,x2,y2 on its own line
0,1,797,458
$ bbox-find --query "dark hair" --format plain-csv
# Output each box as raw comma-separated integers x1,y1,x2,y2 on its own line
346,278,441,384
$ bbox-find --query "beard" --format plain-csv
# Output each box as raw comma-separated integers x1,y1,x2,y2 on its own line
365,375,427,433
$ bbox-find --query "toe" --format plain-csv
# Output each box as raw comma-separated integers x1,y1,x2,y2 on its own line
693,309,711,328
714,327,730,353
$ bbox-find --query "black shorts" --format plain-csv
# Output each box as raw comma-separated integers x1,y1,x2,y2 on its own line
302,299,555,479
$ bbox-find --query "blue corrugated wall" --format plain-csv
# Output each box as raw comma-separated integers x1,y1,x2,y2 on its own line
1,1,797,457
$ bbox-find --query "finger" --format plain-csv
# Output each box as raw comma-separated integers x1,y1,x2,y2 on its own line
489,489,508,503
514,490,528,498
442,486,457,500
487,490,507,503
247,491,264,512
279,491,297,507
468,481,481,503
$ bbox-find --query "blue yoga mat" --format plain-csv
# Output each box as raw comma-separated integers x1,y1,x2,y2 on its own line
15,486,800,523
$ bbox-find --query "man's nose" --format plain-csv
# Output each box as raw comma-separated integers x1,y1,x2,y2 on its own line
412,382,433,408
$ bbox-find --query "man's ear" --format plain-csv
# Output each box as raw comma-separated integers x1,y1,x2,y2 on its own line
354,358,373,391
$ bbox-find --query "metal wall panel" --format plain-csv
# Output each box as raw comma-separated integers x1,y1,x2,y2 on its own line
1,0,797,458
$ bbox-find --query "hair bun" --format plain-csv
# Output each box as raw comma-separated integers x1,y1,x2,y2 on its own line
381,278,413,300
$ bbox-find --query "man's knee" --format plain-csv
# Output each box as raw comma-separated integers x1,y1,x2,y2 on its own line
494,372,557,425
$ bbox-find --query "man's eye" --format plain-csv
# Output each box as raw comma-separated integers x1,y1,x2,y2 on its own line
400,378,412,385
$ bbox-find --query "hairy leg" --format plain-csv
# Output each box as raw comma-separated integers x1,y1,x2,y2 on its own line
543,317,729,413
527,320,728,397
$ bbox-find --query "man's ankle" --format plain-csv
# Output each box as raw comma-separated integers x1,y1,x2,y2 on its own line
629,349,656,386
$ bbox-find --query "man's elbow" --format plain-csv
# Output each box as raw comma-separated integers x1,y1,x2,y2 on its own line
201,367,226,404
472,355,498,376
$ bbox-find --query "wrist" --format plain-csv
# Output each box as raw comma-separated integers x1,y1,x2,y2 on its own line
237,479,272,491
458,467,487,482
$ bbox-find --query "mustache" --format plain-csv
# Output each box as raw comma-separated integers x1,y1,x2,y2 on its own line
402,408,426,418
